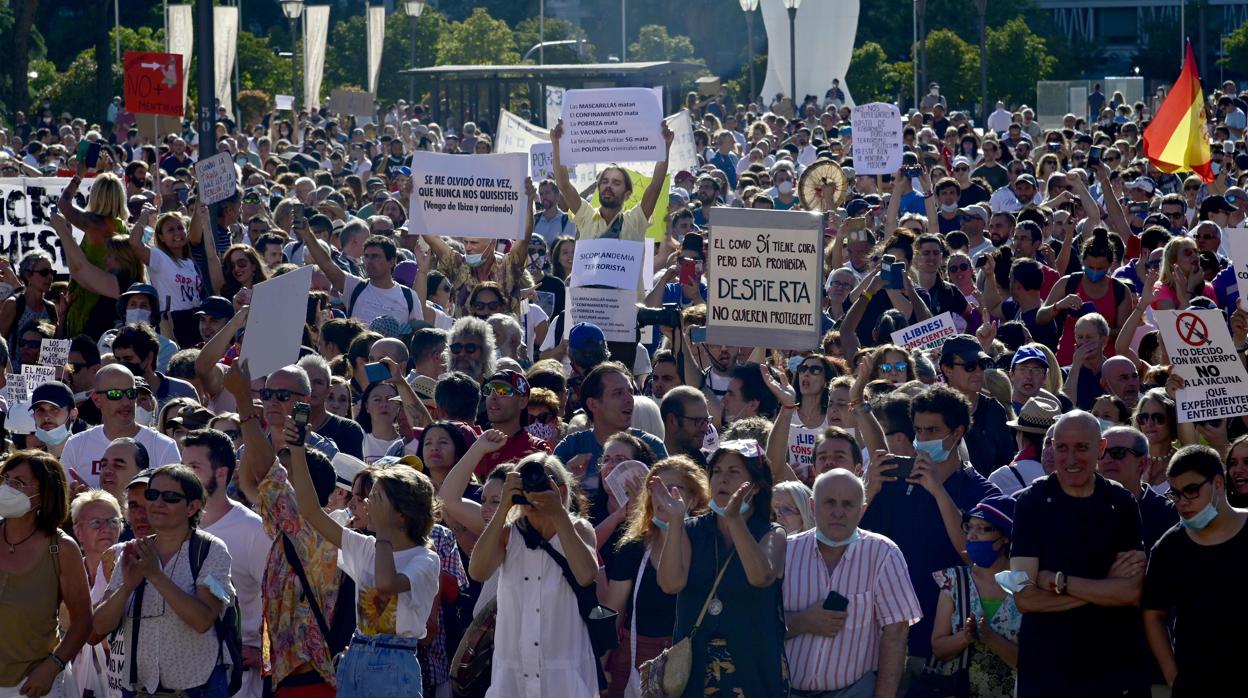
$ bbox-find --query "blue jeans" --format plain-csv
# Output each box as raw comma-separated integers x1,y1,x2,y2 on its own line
122,665,228,698
792,672,877,698
336,634,423,698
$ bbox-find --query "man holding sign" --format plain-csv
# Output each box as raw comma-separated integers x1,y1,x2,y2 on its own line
549,118,673,242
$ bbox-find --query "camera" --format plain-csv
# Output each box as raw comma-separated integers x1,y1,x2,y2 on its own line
637,303,682,328
512,459,552,505
901,166,923,178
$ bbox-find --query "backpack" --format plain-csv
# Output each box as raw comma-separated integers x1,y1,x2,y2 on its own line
128,530,243,695
347,279,415,320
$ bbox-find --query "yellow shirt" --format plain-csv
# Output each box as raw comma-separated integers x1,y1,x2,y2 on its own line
572,197,651,241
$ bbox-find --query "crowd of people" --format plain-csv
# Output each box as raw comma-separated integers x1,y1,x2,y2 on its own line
0,73,1246,698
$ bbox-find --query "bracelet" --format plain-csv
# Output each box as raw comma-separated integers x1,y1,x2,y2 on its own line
239,414,259,426
46,654,66,672
862,290,874,302
1054,570,1067,595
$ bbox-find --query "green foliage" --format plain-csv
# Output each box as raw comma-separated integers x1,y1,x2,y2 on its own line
923,29,979,108
236,30,293,99
628,24,698,63
322,9,445,104
724,53,767,105
35,52,102,124
1221,21,1248,72
985,17,1055,108
513,16,595,64
435,8,519,65
847,42,903,104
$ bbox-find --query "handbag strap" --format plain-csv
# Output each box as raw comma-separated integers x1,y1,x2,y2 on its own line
519,522,599,616
953,566,973,670
690,549,737,634
281,533,334,645
629,547,651,674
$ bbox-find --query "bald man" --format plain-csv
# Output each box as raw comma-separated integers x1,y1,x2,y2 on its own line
782,470,919,696
59,364,181,488
1099,356,1141,409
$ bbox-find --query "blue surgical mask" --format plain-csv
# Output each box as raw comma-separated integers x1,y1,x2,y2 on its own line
1097,417,1115,433
913,437,951,462
1084,268,1107,283
815,527,861,548
1180,502,1218,530
708,498,751,518
465,253,485,268
965,539,1001,568
35,423,70,446
651,516,669,531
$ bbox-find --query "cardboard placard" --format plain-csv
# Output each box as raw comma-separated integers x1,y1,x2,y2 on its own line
195,151,237,206
1155,309,1248,422
496,108,597,190
850,102,904,175
1224,225,1248,307
891,312,959,352
38,338,70,368
559,88,665,165
565,287,638,343
22,364,58,392
705,208,824,350
239,265,314,378
0,177,95,273
570,238,645,290
275,94,294,111
408,152,528,240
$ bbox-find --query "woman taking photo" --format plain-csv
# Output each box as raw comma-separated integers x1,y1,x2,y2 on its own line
467,453,599,697
91,464,234,697
0,451,92,698
930,495,1021,698
652,439,789,697
603,456,710,698
286,417,441,697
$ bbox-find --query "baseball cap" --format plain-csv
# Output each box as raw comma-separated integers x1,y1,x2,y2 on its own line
483,370,530,397
952,155,973,169
1128,177,1156,194
29,381,74,410
1199,194,1238,216
845,198,874,217
964,494,1016,538
940,334,991,367
1010,346,1049,369
569,322,607,352
1014,174,1038,188
194,296,234,320
962,205,989,223
331,452,367,490
128,468,156,489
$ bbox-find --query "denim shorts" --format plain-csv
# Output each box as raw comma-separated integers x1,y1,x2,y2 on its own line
121,665,228,698
336,634,423,698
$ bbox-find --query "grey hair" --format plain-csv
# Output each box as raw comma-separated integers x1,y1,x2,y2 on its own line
297,353,331,377
486,313,522,354
773,480,816,531
1103,425,1148,455
444,315,497,377
269,364,312,395
18,250,53,279
1074,312,1110,337
71,489,123,525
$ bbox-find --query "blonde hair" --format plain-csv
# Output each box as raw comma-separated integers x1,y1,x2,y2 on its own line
87,172,127,222
773,480,815,532
107,235,147,282
1159,236,1197,286
70,489,122,524
618,456,710,547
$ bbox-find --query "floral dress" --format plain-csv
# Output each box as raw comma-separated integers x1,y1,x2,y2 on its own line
932,566,1022,698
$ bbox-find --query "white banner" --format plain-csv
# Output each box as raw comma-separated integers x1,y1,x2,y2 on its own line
545,85,566,128
0,177,94,274
240,265,314,378
850,102,903,175
570,239,645,290
409,152,528,240
496,109,596,190
559,88,665,165
303,5,331,110
195,151,237,206
166,4,194,109
1225,225,1248,308
760,0,858,107
566,287,637,342
213,6,238,117
1156,309,1248,422
706,208,824,350
891,312,958,352
366,5,386,95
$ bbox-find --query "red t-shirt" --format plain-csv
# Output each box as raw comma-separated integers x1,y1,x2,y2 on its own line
474,428,551,478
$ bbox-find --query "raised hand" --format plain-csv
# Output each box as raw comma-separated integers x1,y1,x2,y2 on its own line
649,478,687,524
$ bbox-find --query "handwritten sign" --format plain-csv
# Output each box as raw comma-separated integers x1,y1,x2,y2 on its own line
123,51,184,117
195,151,237,206
850,102,903,175
559,88,664,166
1156,309,1248,422
22,364,58,392
570,238,645,290
1224,225,1248,309
3,374,27,405
891,312,958,352
706,208,824,350
38,338,70,368
408,152,528,240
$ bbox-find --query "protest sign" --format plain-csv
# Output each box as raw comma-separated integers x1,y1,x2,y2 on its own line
22,364,57,392
849,102,903,175
604,460,648,508
664,110,698,175
3,374,27,405
589,167,669,242
239,265,314,378
787,423,821,480
409,152,528,240
38,338,70,368
1156,309,1248,422
1225,226,1248,308
529,142,556,182
329,88,374,117
123,52,184,117
497,109,597,191
570,239,645,290
706,208,824,350
559,88,664,165
545,85,566,128
275,94,294,111
565,287,637,343
0,177,94,273
195,151,237,206
891,312,958,352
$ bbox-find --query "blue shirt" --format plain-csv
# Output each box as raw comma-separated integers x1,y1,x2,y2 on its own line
709,152,739,189
554,427,668,524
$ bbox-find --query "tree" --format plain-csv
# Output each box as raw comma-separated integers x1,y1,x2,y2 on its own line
628,24,698,63
985,17,1056,108
513,16,595,64
1220,21,1248,74
435,8,519,65
9,0,40,116
923,29,979,109
324,9,446,104
36,25,163,123
847,42,902,104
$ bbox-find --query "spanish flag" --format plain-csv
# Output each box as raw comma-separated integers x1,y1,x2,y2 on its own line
1143,41,1214,182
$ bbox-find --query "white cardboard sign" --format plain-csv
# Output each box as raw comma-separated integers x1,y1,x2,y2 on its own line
570,238,645,290
38,338,70,368
1156,309,1248,422
239,265,314,378
408,152,528,240
850,102,904,175
275,94,294,111
1224,225,1248,307
565,287,637,343
195,151,238,206
559,88,664,165
22,364,58,392
891,312,958,352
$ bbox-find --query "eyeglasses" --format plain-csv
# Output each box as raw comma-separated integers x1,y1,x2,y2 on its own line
1104,446,1144,460
1136,411,1167,425
0,475,36,492
144,488,190,504
795,364,825,376
949,359,989,372
450,342,479,355
947,262,970,273
1012,364,1046,376
676,414,711,430
1198,233,1220,241
1165,476,1213,503
828,280,853,291
81,516,122,530
29,268,53,277
259,388,307,402
482,382,517,398
878,361,909,374
774,505,801,519
529,411,556,424
471,299,504,313
18,339,42,349
95,388,138,401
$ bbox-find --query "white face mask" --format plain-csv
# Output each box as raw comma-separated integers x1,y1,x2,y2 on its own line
135,405,154,427
0,484,33,518
125,308,151,325
35,423,70,446
777,180,794,195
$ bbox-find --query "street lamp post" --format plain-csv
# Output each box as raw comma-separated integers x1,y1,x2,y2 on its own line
739,0,758,106
782,0,801,106
405,1,425,103
280,0,304,110
975,0,987,124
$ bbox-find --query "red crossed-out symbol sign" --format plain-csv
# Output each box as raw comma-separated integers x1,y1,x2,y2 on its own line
1175,312,1210,347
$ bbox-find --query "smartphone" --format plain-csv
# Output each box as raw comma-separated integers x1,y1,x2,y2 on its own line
679,258,703,286
1088,146,1102,165
885,456,914,482
823,590,850,612
689,326,707,343
175,187,189,205
1072,301,1096,318
901,166,922,178
83,141,102,169
887,261,906,290
364,361,389,384
291,402,310,447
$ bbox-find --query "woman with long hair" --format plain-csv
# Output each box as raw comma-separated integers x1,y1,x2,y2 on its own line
1133,389,1198,492
357,381,403,463
771,480,815,534
327,376,354,419
129,205,212,347
595,431,661,551
603,456,711,698
867,344,917,385
1225,435,1248,507
766,356,833,482
551,236,577,283
221,244,269,302
0,451,92,698
1151,236,1215,311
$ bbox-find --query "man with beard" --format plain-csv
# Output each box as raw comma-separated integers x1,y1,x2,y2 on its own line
533,179,577,245
988,210,1015,248
474,370,550,477
110,323,198,411
692,175,721,227
660,386,712,465
184,428,272,698
550,118,674,241
301,230,433,326
297,354,365,460
29,381,81,461
442,316,497,385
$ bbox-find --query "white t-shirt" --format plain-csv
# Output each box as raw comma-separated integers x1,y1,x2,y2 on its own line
338,527,440,637
148,247,202,312
203,501,273,648
362,433,402,463
988,458,1046,496
342,274,423,326
60,425,182,488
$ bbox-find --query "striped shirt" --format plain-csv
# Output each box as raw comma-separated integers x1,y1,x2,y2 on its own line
782,529,922,691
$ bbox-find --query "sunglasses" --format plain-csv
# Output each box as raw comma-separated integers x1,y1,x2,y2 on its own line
96,388,138,401
18,339,42,349
471,300,504,313
29,268,53,277
1136,412,1167,425
950,358,990,372
954,166,970,172
948,262,971,273
259,388,306,402
1165,476,1213,503
795,364,825,375
241,191,262,204
878,361,909,373
450,342,479,355
482,382,518,398
144,487,190,504
1104,446,1143,460
530,411,556,424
